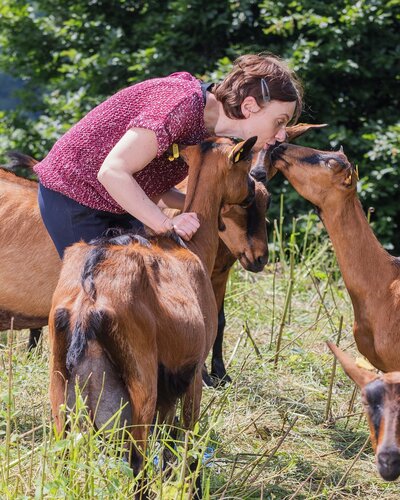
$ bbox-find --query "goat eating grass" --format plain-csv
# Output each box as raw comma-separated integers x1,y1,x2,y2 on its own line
328,342,400,482
48,136,257,494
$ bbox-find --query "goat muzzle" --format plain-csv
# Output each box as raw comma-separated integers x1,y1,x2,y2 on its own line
269,143,287,162
377,448,400,481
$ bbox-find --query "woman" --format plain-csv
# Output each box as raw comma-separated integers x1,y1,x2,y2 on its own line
35,53,303,257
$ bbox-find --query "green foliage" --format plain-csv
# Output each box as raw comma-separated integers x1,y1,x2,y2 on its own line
0,0,399,248
256,0,400,251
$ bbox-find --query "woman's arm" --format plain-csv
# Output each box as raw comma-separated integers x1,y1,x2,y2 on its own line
97,127,199,240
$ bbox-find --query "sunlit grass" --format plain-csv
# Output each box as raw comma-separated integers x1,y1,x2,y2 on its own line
1,211,398,498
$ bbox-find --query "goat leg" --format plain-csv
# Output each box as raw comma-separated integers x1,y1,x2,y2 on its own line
48,326,69,434
28,328,42,351
210,305,231,386
181,370,203,498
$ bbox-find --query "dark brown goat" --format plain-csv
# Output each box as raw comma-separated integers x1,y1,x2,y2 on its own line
328,342,400,482
48,137,257,483
172,175,269,385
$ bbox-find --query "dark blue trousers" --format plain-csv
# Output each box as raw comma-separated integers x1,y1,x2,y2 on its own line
38,184,143,258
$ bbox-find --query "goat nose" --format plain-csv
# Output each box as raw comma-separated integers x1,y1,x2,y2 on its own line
377,450,400,481
250,166,267,184
250,252,268,272
257,252,268,266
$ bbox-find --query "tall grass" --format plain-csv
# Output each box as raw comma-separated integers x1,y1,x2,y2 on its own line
0,209,398,499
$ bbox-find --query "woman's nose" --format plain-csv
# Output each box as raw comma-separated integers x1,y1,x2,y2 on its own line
275,128,287,142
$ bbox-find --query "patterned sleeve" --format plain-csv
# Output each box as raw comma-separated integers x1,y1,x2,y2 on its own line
127,88,202,158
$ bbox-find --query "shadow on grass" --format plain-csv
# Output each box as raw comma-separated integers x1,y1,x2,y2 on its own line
328,425,372,460
210,480,298,500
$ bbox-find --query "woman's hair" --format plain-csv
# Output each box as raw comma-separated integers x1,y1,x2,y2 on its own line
213,53,303,122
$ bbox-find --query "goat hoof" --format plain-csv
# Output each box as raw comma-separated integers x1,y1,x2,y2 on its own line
202,363,232,388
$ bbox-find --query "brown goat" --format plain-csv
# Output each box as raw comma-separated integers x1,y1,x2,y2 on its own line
173,175,269,385
0,152,269,352
268,143,400,373
48,137,257,481
0,167,60,332
205,124,325,384
328,342,400,482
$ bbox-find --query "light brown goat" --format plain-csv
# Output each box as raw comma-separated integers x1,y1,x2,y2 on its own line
267,142,400,483
268,142,400,373
0,167,60,331
328,342,400,482
48,138,257,482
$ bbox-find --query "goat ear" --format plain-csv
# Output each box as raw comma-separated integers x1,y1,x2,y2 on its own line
327,341,378,388
228,136,257,164
287,123,327,142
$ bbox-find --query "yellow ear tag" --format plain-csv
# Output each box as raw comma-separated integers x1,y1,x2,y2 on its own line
235,149,244,162
168,143,180,161
228,145,244,163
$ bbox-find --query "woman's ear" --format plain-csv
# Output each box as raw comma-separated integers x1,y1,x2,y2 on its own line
241,96,261,117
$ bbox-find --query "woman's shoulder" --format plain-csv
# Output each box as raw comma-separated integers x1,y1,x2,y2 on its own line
119,72,201,101
164,71,198,82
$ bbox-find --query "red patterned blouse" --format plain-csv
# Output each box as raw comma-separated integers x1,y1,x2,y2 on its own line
34,72,209,213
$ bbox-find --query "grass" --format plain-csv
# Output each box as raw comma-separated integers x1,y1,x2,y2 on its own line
1,210,399,499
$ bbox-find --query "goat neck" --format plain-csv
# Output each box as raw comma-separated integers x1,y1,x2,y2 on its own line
183,151,226,274
320,196,396,302
182,140,253,275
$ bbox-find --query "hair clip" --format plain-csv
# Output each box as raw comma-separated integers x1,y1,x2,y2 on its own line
261,78,271,102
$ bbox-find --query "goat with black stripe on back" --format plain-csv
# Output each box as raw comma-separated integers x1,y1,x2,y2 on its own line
48,136,257,495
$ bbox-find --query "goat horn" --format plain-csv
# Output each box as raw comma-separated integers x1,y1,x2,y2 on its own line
339,145,344,153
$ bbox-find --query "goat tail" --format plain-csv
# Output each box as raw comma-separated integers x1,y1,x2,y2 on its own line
66,307,114,373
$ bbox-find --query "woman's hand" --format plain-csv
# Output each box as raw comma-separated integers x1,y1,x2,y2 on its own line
162,212,200,241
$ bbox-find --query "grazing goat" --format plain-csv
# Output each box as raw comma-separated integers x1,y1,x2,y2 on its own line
328,342,400,482
48,137,257,483
268,143,400,373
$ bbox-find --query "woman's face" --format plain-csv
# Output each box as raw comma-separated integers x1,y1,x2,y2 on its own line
240,99,297,151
